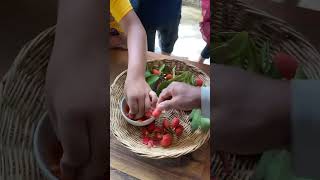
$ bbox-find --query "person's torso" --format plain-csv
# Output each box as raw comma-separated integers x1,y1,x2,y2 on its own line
132,0,182,27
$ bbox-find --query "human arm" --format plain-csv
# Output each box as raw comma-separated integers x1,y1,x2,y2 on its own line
212,64,290,154
118,9,157,118
45,0,108,179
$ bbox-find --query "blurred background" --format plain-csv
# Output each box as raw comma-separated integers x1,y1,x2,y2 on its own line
1,0,320,77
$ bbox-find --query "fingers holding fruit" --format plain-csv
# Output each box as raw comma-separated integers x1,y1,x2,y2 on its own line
157,82,201,111
126,95,139,117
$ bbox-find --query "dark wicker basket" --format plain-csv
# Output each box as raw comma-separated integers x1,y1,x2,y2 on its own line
0,27,55,179
212,0,320,179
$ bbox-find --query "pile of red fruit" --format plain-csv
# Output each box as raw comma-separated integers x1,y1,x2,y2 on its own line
124,104,154,122
141,117,184,148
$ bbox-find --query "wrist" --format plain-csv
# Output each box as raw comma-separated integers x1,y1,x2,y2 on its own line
191,86,202,108
127,67,145,80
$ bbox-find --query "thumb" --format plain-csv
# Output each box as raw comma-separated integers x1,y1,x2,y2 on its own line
157,98,177,111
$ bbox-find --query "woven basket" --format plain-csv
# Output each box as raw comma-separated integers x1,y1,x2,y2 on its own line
213,0,320,179
110,59,210,159
0,27,55,180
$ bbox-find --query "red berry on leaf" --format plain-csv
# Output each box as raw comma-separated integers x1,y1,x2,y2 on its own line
162,119,170,129
160,134,173,147
172,117,180,129
152,108,161,118
152,69,161,75
148,122,156,132
166,74,173,80
195,78,203,86
273,52,298,80
175,125,184,136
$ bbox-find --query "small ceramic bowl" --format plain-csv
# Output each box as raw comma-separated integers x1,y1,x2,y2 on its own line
33,113,60,180
120,97,155,126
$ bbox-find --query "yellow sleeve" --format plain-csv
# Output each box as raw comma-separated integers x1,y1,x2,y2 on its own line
110,0,133,22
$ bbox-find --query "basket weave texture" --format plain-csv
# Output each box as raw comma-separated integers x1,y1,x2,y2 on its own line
213,0,320,179
0,27,56,179
110,59,210,159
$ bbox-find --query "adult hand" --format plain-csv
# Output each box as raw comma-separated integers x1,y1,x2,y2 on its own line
212,64,290,155
124,77,157,119
157,82,201,111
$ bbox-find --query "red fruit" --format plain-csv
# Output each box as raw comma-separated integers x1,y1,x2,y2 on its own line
145,110,152,118
172,117,180,129
128,113,135,120
143,137,150,145
195,78,203,86
273,52,298,80
166,74,173,80
153,127,162,133
154,132,163,140
152,69,160,75
162,119,170,129
160,134,173,147
148,122,156,132
175,125,184,136
141,128,149,137
147,140,154,148
156,133,162,140
152,108,161,118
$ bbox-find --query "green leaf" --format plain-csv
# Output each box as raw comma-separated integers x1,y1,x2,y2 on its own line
268,63,283,79
254,150,312,180
246,38,260,72
212,31,249,64
200,118,210,132
191,109,201,132
189,109,197,121
159,64,165,73
147,75,160,86
261,40,272,74
156,71,194,95
162,65,171,74
145,71,152,78
294,66,308,79
156,80,171,95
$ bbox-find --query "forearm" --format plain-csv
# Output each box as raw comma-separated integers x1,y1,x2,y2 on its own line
51,0,106,64
121,11,147,79
126,23,147,78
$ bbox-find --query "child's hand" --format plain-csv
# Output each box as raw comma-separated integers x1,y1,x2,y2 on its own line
124,77,158,119
157,82,201,111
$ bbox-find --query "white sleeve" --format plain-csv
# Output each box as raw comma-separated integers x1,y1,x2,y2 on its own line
292,80,320,179
201,87,210,118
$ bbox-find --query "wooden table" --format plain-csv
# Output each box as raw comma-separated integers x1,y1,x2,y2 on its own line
109,49,210,180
